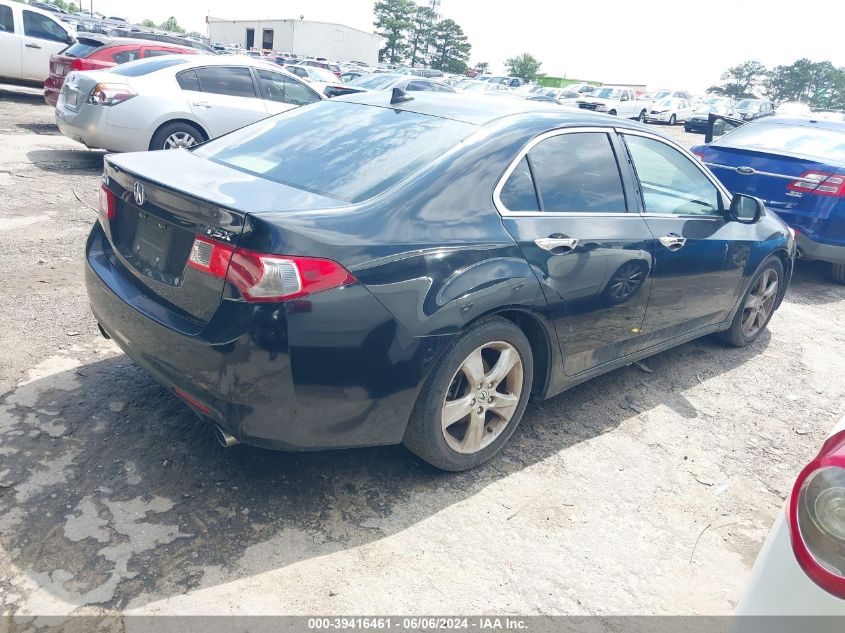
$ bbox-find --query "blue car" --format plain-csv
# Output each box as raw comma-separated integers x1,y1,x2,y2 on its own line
692,117,845,282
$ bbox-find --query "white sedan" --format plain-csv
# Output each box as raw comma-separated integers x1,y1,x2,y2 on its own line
737,415,845,615
55,55,322,152
644,97,695,125
284,63,346,97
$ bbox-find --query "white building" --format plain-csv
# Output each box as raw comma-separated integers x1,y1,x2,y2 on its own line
207,17,381,65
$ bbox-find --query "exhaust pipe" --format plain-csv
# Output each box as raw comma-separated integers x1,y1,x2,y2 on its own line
213,425,240,448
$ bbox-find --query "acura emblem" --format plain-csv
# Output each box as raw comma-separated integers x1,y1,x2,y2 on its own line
133,181,145,206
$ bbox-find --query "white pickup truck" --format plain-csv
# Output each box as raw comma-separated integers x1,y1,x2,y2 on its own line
575,86,648,121
0,0,74,84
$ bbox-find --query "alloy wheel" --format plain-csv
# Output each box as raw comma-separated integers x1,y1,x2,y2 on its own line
741,269,779,338
164,132,198,150
607,262,646,302
441,341,523,454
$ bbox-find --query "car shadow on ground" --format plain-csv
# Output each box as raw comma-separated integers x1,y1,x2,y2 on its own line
16,122,60,136
25,149,105,173
0,86,45,104
0,327,769,612
787,260,845,305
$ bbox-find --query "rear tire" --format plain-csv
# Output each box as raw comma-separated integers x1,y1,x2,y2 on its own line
717,257,783,347
608,109,617,116
149,121,206,151
638,110,647,122
684,124,692,132
832,263,845,284
403,317,533,471
668,114,677,125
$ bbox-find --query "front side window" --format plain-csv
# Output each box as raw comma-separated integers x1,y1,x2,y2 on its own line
257,70,319,106
624,135,721,216
23,10,67,42
525,132,627,213
195,66,256,98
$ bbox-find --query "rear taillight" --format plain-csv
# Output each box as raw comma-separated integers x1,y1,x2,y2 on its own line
787,171,845,197
788,429,845,598
87,82,137,106
187,236,356,302
71,58,99,72
98,185,116,223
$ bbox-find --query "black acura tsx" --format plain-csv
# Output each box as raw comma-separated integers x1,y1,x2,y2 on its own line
86,90,794,471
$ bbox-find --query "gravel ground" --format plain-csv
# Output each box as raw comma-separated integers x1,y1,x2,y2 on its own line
1,85,845,618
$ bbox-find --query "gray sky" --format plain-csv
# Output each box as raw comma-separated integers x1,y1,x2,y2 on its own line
84,0,845,93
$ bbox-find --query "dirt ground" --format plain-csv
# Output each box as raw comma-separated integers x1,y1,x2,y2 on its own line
1,85,845,618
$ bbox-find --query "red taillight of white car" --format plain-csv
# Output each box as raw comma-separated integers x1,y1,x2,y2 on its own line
87,83,137,106
186,235,356,302
787,171,845,197
789,430,845,598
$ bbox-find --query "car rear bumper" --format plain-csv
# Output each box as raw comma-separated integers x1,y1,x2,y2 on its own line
85,222,450,451
795,231,845,264
55,103,146,153
44,74,63,107
685,119,708,131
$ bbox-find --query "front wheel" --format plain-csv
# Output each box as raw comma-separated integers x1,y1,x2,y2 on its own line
638,110,647,122
608,109,617,116
403,317,533,471
668,114,677,125
718,257,783,347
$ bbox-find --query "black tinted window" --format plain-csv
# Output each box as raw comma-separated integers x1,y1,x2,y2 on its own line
500,157,539,211
196,66,256,98
194,101,475,203
109,57,187,76
112,49,141,64
527,132,626,212
23,10,67,41
407,80,432,92
257,70,319,106
176,69,200,91
145,48,178,58
63,39,104,57
0,6,13,33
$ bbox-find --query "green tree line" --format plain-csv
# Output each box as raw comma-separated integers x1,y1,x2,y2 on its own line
710,59,845,109
373,0,471,74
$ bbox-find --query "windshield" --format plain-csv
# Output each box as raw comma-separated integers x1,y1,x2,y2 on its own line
461,83,489,92
694,105,717,114
309,68,337,83
349,74,402,89
193,101,477,203
651,90,671,100
107,56,188,76
593,88,621,99
714,122,845,160
655,98,675,108
736,100,761,110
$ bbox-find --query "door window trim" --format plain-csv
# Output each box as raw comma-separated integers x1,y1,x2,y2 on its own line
615,127,734,219
493,126,633,218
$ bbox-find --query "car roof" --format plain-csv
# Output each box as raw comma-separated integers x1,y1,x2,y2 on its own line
333,90,659,129
74,32,196,49
741,117,845,133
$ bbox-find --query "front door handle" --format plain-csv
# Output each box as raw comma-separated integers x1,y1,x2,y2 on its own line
535,237,579,251
192,101,212,107
25,42,42,49
658,233,687,251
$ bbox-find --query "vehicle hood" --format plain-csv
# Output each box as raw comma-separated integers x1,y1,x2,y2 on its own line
576,97,615,105
107,149,347,213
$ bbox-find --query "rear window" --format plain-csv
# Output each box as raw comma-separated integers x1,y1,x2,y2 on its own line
715,122,845,161
193,101,476,203
108,56,188,77
63,39,104,58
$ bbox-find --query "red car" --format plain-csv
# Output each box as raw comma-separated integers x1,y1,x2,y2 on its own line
44,34,201,107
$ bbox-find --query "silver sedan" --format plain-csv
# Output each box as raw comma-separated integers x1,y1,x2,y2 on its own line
55,55,323,152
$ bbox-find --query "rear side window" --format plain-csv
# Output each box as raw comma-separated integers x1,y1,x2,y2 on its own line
195,66,257,98
256,70,319,106
714,122,845,161
112,49,141,64
145,48,185,58
407,80,432,92
176,69,200,91
527,132,627,212
0,5,13,33
499,156,539,211
23,10,67,42
109,57,187,76
193,101,476,203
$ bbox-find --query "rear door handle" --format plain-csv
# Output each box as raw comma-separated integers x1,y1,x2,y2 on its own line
25,42,42,49
658,233,687,251
535,237,579,251
192,101,211,107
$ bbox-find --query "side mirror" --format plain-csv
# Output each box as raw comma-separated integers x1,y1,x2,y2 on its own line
66,33,75,45
728,194,764,224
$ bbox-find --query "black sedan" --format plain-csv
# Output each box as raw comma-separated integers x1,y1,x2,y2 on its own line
86,91,794,471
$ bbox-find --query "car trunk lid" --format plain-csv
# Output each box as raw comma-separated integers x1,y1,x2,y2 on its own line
102,150,346,324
